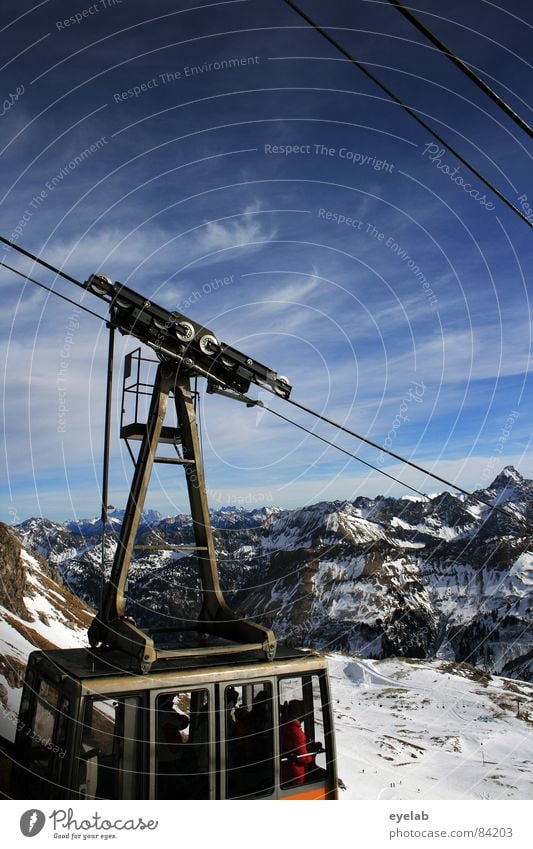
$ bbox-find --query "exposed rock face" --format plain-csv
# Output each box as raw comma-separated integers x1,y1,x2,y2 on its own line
0,523,94,743
0,523,30,620
0,522,92,668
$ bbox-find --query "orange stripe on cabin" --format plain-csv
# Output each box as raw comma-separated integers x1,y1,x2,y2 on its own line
281,785,328,800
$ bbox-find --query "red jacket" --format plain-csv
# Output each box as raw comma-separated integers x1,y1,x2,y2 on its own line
280,719,313,786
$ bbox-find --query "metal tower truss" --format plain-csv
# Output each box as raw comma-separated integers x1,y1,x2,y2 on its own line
84,274,288,672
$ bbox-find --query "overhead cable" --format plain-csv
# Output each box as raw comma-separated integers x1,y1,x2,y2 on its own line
387,0,533,138
285,396,533,533
0,235,89,289
281,0,532,228
0,260,107,322
261,402,429,497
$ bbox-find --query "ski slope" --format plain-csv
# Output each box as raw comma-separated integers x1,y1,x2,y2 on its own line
330,655,533,800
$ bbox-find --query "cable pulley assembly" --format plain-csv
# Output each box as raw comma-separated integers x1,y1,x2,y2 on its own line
85,273,292,400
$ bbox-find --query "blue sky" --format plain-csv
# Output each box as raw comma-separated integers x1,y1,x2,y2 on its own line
1,0,531,522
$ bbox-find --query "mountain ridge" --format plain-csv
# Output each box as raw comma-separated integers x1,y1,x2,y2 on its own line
10,465,533,682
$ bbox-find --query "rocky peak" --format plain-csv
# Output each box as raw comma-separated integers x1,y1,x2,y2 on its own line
491,465,526,491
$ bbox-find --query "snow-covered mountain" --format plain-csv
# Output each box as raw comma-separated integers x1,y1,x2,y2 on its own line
66,508,164,537
235,467,533,681
11,466,533,681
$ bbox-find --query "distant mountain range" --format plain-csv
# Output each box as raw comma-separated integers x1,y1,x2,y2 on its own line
10,465,533,682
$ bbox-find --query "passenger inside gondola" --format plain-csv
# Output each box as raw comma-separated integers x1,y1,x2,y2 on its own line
159,695,189,748
279,699,314,787
156,690,210,800
225,683,275,799
278,675,328,790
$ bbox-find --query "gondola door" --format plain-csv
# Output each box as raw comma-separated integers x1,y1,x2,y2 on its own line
219,678,277,800
150,684,215,800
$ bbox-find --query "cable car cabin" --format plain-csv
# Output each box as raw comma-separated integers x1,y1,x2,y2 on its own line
11,646,337,801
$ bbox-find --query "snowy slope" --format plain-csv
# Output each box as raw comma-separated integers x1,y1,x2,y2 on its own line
331,655,533,800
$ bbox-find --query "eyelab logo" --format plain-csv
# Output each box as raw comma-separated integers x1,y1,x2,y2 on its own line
20,810,46,837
